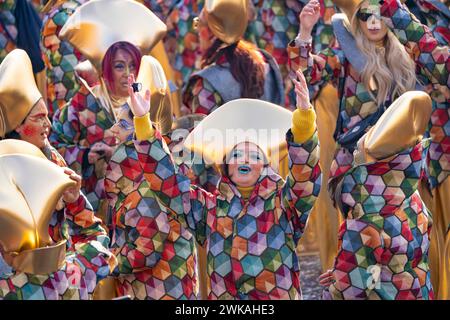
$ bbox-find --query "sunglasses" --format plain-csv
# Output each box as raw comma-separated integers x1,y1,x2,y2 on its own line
356,11,381,22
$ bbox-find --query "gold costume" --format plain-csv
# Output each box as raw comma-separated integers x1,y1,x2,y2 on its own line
0,49,42,138
204,0,248,45
0,139,75,275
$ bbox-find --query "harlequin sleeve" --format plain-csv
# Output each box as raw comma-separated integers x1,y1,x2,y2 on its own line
64,192,110,249
380,0,450,87
111,188,170,274
133,116,215,245
41,6,81,116
280,119,321,243
50,97,90,177
323,219,383,300
287,39,344,97
182,76,225,115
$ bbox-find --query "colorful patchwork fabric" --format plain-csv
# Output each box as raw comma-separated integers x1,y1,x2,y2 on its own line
407,0,450,45
0,0,17,64
41,0,88,117
164,0,204,85
105,140,198,300
245,0,337,107
50,81,117,220
324,142,433,300
164,131,220,194
288,0,449,182
380,0,450,189
133,129,321,299
182,76,224,115
0,143,115,300
140,0,176,22
0,239,114,300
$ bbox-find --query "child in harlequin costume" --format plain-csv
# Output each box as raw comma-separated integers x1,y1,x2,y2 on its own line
103,56,199,300
0,49,116,300
289,0,449,291
49,0,171,224
41,0,89,118
181,0,285,115
125,66,322,299
321,91,434,300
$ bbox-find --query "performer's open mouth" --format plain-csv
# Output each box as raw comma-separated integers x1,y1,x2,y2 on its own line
238,165,251,174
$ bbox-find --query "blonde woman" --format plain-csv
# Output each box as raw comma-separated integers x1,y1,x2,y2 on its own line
289,0,449,297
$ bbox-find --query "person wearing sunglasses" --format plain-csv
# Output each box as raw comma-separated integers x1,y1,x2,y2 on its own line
181,0,285,116
290,0,449,298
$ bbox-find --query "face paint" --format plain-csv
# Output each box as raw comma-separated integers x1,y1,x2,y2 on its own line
22,125,37,137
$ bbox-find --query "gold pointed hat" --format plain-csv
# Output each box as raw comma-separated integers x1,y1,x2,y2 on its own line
204,0,249,45
136,55,173,135
0,139,76,274
0,49,42,138
354,91,432,164
183,98,292,165
59,0,167,72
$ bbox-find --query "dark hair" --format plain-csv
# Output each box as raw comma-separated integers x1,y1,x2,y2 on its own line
202,39,266,98
3,130,21,140
102,41,142,95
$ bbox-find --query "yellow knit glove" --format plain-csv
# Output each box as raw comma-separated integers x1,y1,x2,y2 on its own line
291,107,316,144
134,113,154,141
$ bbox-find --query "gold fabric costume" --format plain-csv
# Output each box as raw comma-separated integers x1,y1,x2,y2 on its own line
136,55,173,135
0,49,42,138
0,139,76,275
59,0,167,72
354,91,432,164
300,84,342,269
419,179,450,299
204,0,248,45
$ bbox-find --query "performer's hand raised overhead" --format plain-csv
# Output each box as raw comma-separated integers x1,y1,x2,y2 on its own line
298,0,321,40
292,70,311,111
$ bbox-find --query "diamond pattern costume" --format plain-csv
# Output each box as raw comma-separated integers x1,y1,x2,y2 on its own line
246,0,338,107
288,0,449,184
407,0,450,45
130,123,321,299
50,80,117,221
324,141,434,300
105,139,199,300
164,0,204,85
41,0,88,117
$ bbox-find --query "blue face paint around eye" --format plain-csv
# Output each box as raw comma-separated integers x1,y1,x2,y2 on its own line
118,119,134,130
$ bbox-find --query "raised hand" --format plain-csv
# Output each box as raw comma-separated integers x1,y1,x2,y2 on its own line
292,70,311,110
299,0,321,39
127,74,151,118
62,168,82,204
